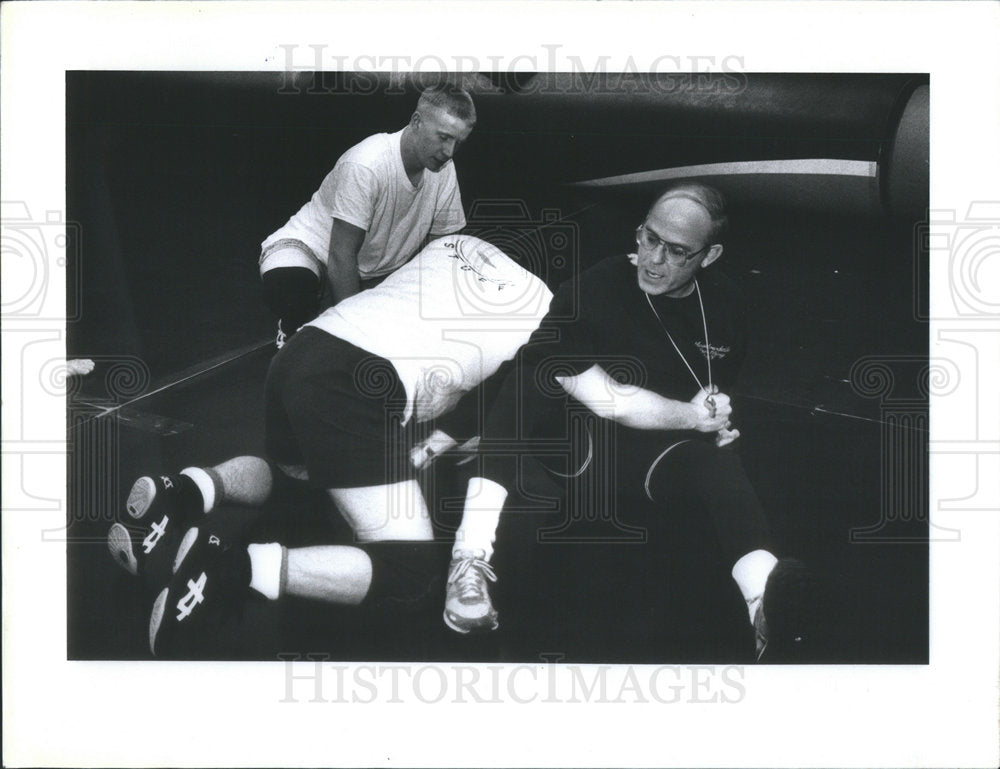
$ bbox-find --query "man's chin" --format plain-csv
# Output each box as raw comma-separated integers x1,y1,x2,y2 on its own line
638,275,669,295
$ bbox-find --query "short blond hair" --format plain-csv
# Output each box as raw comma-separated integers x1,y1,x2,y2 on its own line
417,83,477,125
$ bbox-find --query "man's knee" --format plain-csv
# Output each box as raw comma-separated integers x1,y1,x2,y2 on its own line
261,266,322,330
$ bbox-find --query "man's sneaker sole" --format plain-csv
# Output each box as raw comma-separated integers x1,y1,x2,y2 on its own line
149,586,170,655
107,522,138,576
110,473,205,585
443,608,499,635
126,475,160,519
107,476,161,577
108,475,165,577
149,526,200,656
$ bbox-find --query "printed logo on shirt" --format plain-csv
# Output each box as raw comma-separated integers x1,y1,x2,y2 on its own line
444,238,515,292
696,342,731,360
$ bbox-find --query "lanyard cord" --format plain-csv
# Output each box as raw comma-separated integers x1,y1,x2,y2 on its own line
644,280,712,396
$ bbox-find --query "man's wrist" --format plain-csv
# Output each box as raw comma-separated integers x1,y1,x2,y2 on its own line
681,402,700,431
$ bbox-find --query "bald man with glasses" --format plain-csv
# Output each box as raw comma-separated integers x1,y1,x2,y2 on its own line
444,183,818,661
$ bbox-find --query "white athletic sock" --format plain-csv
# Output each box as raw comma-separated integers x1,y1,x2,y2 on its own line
180,466,216,514
453,477,507,561
248,542,286,600
732,549,779,624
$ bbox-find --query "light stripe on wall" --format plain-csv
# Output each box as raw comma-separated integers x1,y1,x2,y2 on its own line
571,159,878,188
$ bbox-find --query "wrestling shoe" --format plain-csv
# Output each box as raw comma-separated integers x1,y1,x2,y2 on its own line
107,473,204,589
149,526,251,657
754,558,820,662
443,549,499,633
275,320,287,350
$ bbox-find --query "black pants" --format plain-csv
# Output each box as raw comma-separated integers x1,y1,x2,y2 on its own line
477,362,771,567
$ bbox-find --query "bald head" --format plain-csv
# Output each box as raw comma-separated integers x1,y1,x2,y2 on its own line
647,183,728,245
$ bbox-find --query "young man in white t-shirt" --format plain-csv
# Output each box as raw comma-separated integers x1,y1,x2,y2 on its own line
260,84,476,347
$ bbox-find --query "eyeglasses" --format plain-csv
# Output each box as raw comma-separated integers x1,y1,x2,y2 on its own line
636,224,709,264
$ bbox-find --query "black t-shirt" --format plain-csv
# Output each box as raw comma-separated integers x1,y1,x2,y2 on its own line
525,254,747,402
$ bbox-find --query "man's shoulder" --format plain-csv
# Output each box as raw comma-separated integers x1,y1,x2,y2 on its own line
550,254,634,314
575,254,635,291
336,131,395,169
700,266,744,301
698,267,747,322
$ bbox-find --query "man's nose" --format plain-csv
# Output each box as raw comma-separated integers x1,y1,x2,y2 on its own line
648,245,667,264
441,139,456,158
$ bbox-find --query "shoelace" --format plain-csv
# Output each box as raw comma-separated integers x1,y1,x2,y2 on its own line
448,556,497,600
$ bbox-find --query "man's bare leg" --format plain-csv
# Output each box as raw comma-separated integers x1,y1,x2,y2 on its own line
148,477,438,654
250,479,434,604
283,546,373,604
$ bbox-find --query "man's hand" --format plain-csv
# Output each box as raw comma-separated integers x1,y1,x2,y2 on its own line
689,387,731,433
715,426,741,447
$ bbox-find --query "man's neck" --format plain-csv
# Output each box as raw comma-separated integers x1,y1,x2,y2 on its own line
398,127,424,183
662,280,698,299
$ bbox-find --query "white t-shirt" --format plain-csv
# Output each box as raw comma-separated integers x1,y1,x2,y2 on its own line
308,235,554,424
262,129,466,279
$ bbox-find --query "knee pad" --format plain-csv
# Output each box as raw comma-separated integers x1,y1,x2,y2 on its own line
358,541,450,611
261,266,322,330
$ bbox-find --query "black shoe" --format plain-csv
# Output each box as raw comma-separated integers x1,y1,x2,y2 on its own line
754,558,822,663
148,527,251,657
107,474,203,590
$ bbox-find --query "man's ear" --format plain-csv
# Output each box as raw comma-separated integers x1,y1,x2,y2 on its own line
409,111,422,129
700,244,723,269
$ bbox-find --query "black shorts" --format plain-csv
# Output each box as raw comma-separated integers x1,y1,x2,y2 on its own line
264,326,411,489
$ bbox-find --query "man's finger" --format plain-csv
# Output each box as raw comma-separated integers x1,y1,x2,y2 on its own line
715,427,740,447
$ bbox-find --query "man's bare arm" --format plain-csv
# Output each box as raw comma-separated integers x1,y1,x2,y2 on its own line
326,218,367,305
555,363,732,433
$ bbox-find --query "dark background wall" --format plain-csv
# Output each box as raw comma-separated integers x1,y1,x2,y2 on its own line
66,71,927,388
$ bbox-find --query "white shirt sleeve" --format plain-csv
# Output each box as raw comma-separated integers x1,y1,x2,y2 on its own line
325,161,379,232
429,165,466,236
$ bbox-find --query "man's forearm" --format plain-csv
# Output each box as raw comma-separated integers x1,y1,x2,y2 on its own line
325,218,367,306
325,250,361,305
556,365,729,434
591,385,698,431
